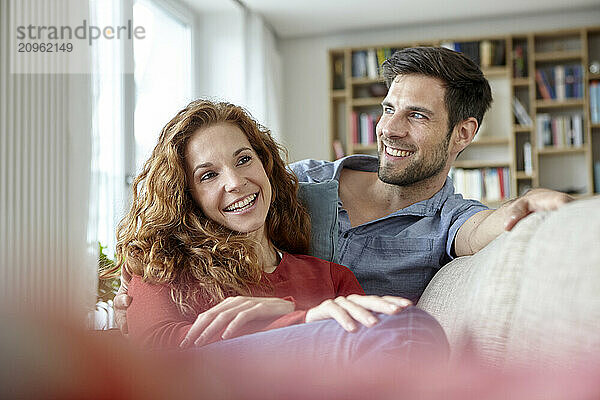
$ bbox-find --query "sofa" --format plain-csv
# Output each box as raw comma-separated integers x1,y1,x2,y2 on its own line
417,195,600,369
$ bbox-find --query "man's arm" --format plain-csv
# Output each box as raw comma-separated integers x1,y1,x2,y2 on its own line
454,188,573,257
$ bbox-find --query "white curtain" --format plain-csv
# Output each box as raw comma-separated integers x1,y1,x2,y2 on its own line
88,0,129,260
0,0,96,321
196,7,283,140
244,12,283,141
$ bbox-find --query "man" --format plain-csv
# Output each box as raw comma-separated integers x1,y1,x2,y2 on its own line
288,46,571,301
113,47,571,334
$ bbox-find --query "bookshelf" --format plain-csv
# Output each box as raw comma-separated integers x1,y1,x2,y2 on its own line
328,26,600,204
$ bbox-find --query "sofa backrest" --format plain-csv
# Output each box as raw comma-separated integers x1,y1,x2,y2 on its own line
417,196,600,369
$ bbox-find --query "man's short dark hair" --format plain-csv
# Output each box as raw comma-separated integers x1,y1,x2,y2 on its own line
381,47,493,133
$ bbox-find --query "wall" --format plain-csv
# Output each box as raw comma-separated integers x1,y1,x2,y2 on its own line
279,7,600,162
194,9,246,105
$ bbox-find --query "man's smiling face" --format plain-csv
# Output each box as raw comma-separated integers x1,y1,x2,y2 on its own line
376,74,453,187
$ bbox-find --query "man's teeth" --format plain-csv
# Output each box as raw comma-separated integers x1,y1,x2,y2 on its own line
225,193,257,212
385,146,414,157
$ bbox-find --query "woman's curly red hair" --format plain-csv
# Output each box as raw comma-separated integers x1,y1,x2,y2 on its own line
114,100,311,316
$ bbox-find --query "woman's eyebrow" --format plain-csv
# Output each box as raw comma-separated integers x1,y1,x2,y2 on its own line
192,162,212,176
233,147,252,156
192,147,252,175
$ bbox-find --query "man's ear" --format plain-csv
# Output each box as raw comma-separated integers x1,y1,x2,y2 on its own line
451,117,478,154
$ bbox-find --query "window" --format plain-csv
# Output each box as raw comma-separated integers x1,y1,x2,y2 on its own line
133,0,193,172
89,0,193,256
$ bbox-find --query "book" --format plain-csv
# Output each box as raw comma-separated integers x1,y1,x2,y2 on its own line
332,59,345,90
595,161,600,194
376,48,386,75
590,81,599,124
512,97,532,126
497,168,505,200
503,168,511,198
554,65,565,100
351,111,359,144
352,51,367,77
536,113,551,148
513,44,527,78
332,140,345,159
492,40,506,66
523,142,533,176
535,69,553,100
485,168,501,201
572,113,583,147
359,113,370,145
366,49,378,79
480,40,492,68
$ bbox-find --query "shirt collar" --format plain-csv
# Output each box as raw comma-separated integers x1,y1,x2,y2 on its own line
390,177,456,217
305,154,456,218
303,154,379,183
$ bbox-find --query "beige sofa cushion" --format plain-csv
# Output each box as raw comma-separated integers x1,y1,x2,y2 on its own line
503,196,600,368
417,210,549,365
418,196,600,368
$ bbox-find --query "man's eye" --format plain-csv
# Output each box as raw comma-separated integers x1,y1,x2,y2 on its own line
237,155,252,165
383,106,394,114
410,112,426,119
200,171,217,181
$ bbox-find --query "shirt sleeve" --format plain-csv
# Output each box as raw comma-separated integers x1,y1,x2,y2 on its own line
264,262,365,329
330,262,366,296
443,193,489,260
127,275,194,349
129,279,308,347
288,159,330,182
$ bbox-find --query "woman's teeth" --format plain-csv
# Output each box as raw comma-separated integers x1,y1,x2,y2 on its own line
224,193,257,212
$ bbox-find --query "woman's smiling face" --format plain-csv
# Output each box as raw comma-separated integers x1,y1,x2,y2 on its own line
184,122,272,237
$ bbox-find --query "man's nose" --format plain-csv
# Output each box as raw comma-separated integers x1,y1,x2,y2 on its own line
378,114,408,139
223,170,247,192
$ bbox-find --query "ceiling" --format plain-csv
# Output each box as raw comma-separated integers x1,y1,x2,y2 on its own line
184,0,600,38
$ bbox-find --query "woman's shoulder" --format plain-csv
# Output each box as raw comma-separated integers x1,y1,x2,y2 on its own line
283,253,331,267
128,274,171,297
281,253,351,276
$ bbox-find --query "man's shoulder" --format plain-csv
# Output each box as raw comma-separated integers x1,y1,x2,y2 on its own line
289,155,378,183
289,159,336,183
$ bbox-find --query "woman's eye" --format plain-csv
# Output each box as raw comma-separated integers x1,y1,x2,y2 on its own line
237,155,252,165
200,171,217,182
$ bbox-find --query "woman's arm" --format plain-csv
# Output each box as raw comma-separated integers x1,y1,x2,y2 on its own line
305,263,412,331
180,296,295,348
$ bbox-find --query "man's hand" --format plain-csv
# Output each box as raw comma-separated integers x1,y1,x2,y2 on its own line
503,188,573,231
180,296,295,348
305,295,412,332
113,284,132,335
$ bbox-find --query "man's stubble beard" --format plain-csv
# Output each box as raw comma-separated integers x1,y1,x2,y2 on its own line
377,132,451,187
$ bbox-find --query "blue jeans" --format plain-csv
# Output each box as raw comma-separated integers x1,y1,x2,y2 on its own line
200,306,448,365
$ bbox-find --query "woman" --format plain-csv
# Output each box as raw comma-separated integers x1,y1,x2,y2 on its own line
116,100,447,358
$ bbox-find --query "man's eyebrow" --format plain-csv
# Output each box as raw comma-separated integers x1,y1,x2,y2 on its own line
381,101,434,116
192,147,253,176
406,105,434,115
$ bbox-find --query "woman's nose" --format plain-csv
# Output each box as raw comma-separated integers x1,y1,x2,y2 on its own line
223,170,247,192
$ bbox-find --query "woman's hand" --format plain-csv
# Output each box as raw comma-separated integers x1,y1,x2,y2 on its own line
180,296,295,348
113,286,132,334
305,295,412,332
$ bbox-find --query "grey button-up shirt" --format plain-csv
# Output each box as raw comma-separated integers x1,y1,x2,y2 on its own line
290,155,488,301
